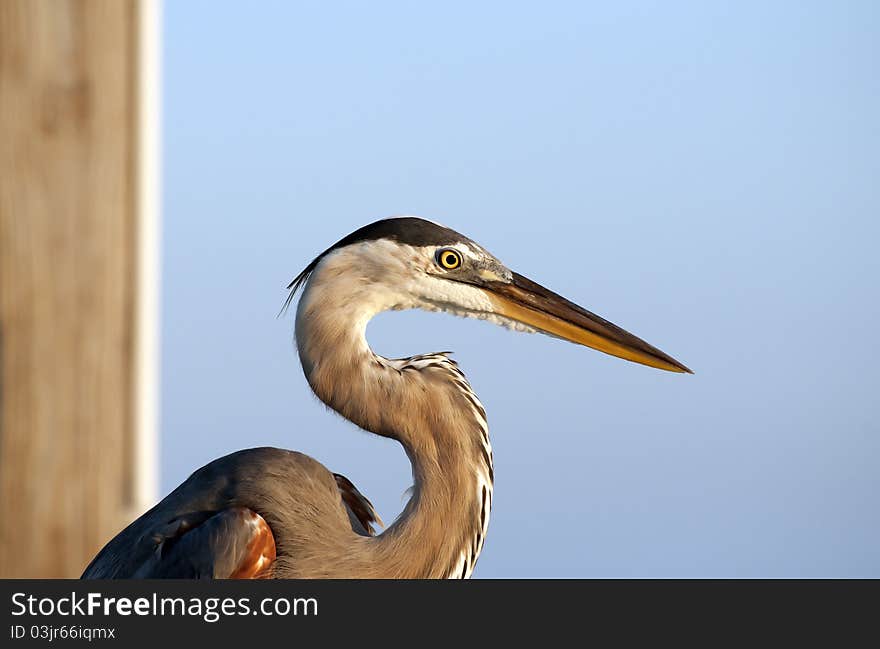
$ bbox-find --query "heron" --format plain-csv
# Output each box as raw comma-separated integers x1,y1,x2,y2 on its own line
82,217,690,579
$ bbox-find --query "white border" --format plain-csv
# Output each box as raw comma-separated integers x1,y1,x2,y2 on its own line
134,0,161,510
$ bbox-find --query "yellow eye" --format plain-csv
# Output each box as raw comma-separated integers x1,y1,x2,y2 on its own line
436,248,462,270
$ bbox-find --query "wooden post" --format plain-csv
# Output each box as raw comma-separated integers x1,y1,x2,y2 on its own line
0,0,159,578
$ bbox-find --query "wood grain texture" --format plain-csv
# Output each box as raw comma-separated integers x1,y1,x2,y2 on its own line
0,0,141,577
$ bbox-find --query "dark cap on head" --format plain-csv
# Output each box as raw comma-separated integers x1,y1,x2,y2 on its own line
321,217,466,251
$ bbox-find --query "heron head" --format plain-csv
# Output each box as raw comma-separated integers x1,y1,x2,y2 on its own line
287,216,690,374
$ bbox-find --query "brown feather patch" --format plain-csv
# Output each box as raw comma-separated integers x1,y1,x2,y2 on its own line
334,473,384,536
228,508,276,579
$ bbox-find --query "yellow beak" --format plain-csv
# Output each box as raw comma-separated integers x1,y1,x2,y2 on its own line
482,273,691,373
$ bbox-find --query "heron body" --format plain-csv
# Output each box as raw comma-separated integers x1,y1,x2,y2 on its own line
82,217,689,579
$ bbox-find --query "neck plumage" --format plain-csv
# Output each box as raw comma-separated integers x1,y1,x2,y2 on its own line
295,270,493,578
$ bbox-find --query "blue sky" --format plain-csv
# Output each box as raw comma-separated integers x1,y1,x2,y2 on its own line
162,1,879,577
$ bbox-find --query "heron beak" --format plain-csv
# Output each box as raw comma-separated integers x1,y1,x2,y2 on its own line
482,272,692,373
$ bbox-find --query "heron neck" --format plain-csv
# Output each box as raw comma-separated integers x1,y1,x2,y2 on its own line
375,427,492,579
295,278,493,578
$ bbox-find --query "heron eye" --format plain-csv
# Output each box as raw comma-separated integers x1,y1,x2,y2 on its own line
436,248,462,270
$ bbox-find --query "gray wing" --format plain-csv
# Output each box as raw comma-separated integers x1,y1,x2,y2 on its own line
82,507,275,579
81,447,379,579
